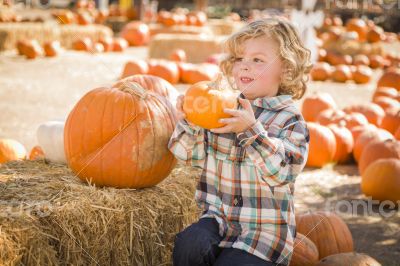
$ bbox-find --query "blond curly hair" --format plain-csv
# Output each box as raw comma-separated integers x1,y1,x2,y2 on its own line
220,18,312,100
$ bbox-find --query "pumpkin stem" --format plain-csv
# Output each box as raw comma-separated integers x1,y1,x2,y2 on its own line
119,82,148,99
209,72,223,90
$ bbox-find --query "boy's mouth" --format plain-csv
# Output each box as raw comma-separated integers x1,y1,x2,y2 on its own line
240,76,254,84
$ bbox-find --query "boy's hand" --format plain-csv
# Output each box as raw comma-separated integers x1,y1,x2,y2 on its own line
210,98,256,134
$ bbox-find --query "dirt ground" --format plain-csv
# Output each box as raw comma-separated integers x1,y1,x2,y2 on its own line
0,47,399,265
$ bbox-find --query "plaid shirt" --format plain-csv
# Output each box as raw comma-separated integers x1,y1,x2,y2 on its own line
168,94,309,265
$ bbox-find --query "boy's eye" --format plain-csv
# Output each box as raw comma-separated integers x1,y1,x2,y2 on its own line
253,58,264,63
234,57,243,62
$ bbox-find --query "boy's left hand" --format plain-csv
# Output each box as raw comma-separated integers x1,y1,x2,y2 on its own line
210,98,256,134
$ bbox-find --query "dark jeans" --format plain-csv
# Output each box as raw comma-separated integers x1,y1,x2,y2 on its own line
173,218,279,266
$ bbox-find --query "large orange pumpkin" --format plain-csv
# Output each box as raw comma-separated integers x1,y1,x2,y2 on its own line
120,60,149,79
183,75,238,129
301,93,337,122
296,211,353,259
358,139,400,174
377,68,400,91
353,128,393,162
395,126,400,140
64,80,177,188
343,103,385,127
120,21,150,46
148,60,180,84
0,138,27,163
361,158,400,202
316,252,381,266
290,233,319,266
328,123,354,164
306,123,336,167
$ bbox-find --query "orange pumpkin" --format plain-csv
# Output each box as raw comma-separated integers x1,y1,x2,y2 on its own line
395,126,400,140
353,54,370,66
368,55,385,69
352,65,372,84
24,40,43,59
148,60,180,84
350,124,377,145
380,108,400,135
315,109,345,126
43,40,62,57
306,123,336,167
326,52,352,66
16,40,28,55
120,60,149,79
343,103,385,127
317,48,327,62
332,65,352,82
372,96,399,112
0,138,27,163
353,128,393,162
183,75,238,129
372,87,398,101
112,38,128,52
53,10,75,24
121,21,150,46
361,158,400,202
359,139,400,174
169,49,187,62
328,123,354,163
367,26,385,43
316,252,381,266
64,80,177,188
343,112,369,130
346,18,368,41
179,63,220,84
301,93,337,122
332,16,343,26
296,211,353,259
98,36,114,52
290,233,319,266
310,62,332,81
73,38,93,52
377,68,400,91
29,145,45,160
76,11,93,25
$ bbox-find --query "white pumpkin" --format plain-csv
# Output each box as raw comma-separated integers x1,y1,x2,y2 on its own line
37,121,66,163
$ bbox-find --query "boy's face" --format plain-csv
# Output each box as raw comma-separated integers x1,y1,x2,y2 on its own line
232,36,283,100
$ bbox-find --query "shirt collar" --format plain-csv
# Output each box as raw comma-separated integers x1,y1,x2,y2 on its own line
239,93,293,110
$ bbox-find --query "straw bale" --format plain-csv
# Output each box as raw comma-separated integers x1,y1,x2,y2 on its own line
207,19,245,36
0,23,113,51
149,33,224,63
149,23,212,36
0,160,201,266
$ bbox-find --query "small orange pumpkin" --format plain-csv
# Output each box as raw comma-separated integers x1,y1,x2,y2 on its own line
73,38,93,52
343,103,385,127
120,60,149,79
328,123,354,164
112,38,128,52
372,96,399,112
315,109,345,126
343,112,369,130
361,158,400,202
367,26,385,43
368,55,385,69
353,128,393,162
332,65,352,82
353,54,370,66
29,145,45,160
290,233,319,266
372,87,398,101
352,65,372,84
358,139,400,174
346,18,368,41
179,63,220,84
148,60,180,84
301,93,337,122
350,124,377,144
183,74,238,129
24,39,43,59
120,21,150,46
0,138,27,163
169,49,187,62
377,68,400,91
380,108,400,135
306,123,337,167
310,62,332,81
98,36,114,52
43,40,62,57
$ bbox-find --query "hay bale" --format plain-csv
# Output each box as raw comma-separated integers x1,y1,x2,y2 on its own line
0,23,113,51
207,19,245,36
0,160,200,265
0,22,58,51
149,33,225,63
149,23,213,36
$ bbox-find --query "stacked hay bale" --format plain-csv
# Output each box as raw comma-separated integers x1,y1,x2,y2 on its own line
0,160,200,265
0,22,112,51
149,34,225,63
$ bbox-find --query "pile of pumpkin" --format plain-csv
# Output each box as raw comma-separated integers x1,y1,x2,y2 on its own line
290,211,380,266
121,49,220,84
303,67,400,202
311,16,400,84
52,0,109,25
157,9,207,27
